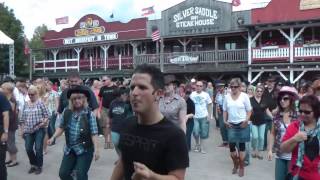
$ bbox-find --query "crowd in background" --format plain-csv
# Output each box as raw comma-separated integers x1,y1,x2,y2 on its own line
0,72,320,180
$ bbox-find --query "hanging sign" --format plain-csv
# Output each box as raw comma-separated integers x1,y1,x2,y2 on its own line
75,17,106,36
63,33,118,45
173,7,219,28
170,55,199,64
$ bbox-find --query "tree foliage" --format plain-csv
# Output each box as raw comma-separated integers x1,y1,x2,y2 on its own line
30,24,48,60
0,3,27,76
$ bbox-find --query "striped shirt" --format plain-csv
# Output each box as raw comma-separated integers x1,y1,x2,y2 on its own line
59,108,98,155
20,100,49,133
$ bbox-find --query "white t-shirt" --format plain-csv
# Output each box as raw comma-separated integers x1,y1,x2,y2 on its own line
223,92,252,124
190,91,212,119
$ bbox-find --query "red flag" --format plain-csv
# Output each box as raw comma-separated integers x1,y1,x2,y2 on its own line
24,36,30,55
151,30,160,41
142,6,155,16
232,0,241,7
55,16,69,25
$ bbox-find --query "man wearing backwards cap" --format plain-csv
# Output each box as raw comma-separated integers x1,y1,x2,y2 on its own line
48,85,100,180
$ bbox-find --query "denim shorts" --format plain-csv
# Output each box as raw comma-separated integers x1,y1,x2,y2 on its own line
193,117,210,139
228,122,250,143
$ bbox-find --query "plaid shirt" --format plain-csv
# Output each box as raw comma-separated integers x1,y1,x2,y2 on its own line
60,108,98,155
20,100,49,133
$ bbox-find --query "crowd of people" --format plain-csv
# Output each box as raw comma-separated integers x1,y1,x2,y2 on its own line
0,65,320,180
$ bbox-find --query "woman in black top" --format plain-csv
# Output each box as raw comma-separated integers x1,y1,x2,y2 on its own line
250,85,272,159
184,87,195,151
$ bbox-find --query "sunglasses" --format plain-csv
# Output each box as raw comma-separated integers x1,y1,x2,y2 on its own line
196,85,203,87
299,109,313,115
28,93,35,96
71,96,85,101
280,96,290,101
230,86,239,89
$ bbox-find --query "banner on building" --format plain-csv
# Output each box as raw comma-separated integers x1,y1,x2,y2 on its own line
300,0,320,10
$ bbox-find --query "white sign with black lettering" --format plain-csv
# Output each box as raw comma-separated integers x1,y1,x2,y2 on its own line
63,32,118,45
170,56,199,64
173,7,219,28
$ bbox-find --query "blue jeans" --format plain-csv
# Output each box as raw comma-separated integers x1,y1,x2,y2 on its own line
186,118,194,150
193,117,209,139
245,124,252,165
275,158,290,180
218,110,228,142
111,131,120,155
59,149,94,180
24,128,45,168
251,123,266,151
48,113,57,140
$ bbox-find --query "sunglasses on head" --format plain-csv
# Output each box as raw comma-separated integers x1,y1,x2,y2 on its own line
299,109,313,115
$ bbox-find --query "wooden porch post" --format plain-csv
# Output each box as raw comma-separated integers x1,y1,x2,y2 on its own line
130,42,139,69
214,36,218,66
74,47,82,72
100,45,110,71
160,38,164,72
51,49,59,73
248,30,263,83
178,38,192,52
279,27,305,83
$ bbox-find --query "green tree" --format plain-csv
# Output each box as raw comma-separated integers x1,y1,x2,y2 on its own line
0,3,28,76
30,24,48,60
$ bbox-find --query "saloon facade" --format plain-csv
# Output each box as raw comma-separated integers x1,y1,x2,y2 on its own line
33,0,320,83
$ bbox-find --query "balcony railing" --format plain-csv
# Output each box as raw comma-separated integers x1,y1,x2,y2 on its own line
135,49,248,66
295,45,320,59
34,56,133,72
252,46,289,61
252,45,320,62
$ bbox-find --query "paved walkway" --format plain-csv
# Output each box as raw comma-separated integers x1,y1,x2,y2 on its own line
7,124,275,180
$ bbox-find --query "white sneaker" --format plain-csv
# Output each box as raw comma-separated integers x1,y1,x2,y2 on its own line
200,149,207,154
193,145,200,152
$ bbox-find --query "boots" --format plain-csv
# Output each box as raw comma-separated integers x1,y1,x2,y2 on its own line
230,154,239,174
238,157,245,177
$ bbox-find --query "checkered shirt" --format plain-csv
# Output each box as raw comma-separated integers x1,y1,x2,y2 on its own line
20,100,49,133
60,108,98,155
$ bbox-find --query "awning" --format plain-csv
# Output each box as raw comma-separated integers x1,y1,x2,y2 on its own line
0,30,14,45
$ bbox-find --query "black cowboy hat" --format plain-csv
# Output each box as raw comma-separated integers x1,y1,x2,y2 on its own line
67,85,90,100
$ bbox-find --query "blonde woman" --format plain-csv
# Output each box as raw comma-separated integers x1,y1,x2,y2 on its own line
223,78,252,177
20,85,49,175
48,85,99,180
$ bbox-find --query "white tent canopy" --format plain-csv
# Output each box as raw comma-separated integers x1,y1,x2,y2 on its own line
0,30,15,77
0,30,14,45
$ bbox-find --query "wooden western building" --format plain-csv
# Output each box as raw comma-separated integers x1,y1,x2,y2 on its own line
33,0,320,83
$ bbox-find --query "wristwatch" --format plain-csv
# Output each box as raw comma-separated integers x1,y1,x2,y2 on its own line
4,129,8,133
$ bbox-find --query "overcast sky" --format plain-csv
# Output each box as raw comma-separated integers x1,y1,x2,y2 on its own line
0,0,270,39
